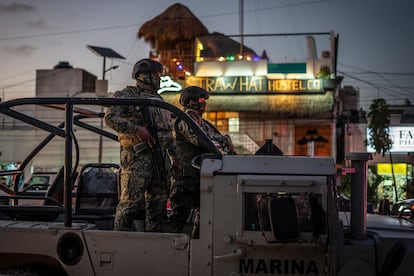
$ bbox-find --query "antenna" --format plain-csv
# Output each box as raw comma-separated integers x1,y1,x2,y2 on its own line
239,0,244,57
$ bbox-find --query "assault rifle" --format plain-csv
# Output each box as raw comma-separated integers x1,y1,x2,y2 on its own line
140,105,166,178
211,133,237,155
203,119,236,155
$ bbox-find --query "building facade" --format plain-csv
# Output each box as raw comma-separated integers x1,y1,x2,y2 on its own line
0,62,119,179
162,33,340,158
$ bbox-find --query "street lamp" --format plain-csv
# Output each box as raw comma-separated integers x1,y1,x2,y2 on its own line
87,45,125,163
105,65,120,74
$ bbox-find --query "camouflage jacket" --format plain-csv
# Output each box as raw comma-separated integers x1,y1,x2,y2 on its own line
175,110,232,168
104,86,175,154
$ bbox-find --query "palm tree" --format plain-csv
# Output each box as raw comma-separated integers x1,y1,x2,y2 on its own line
366,98,398,202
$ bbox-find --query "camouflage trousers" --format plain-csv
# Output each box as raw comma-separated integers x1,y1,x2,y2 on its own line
169,172,200,236
114,145,168,232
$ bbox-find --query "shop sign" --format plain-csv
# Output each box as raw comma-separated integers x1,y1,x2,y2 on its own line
186,76,324,93
377,163,407,175
366,126,414,152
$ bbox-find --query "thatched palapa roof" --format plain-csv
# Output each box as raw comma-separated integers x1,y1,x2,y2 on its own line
137,3,209,50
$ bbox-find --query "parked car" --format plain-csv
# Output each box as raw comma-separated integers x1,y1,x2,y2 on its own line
20,172,58,192
391,198,414,219
16,171,59,206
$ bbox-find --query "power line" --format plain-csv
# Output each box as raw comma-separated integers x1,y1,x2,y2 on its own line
339,71,414,106
0,68,86,90
200,0,333,19
0,24,140,41
0,70,34,81
339,63,414,76
0,1,332,42
375,72,413,97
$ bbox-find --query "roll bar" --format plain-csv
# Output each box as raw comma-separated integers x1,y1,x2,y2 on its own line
0,97,221,227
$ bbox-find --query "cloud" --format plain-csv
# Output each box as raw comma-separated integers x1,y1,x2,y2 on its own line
0,3,35,13
3,44,37,56
26,19,48,29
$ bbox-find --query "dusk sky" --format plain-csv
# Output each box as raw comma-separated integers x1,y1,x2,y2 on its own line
0,0,413,110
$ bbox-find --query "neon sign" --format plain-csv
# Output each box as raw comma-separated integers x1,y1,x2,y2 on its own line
268,79,322,92
158,76,182,94
186,76,324,93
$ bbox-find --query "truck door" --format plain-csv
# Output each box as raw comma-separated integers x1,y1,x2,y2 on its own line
83,230,190,276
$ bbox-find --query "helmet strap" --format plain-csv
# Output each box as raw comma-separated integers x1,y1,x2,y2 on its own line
185,107,203,117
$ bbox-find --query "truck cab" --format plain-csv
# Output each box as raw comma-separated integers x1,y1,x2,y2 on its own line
194,155,336,275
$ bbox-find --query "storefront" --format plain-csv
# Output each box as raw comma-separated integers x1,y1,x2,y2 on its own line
367,126,414,203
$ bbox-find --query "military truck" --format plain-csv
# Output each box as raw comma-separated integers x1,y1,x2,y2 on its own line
0,97,413,276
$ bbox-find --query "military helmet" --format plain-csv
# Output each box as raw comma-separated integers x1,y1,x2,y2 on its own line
132,59,163,79
179,86,209,107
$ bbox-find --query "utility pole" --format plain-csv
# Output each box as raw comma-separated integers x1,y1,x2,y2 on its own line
87,45,125,163
239,0,244,57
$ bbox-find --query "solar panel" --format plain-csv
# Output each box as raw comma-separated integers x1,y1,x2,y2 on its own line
87,45,125,59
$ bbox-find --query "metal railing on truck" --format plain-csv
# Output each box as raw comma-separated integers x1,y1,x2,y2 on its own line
0,97,221,227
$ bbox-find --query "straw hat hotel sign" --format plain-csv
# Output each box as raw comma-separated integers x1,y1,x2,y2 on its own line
186,76,324,93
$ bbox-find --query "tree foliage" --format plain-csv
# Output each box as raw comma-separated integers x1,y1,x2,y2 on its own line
366,98,398,202
338,170,383,207
366,98,392,156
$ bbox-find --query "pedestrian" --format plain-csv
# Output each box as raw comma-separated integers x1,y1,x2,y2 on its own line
169,86,235,238
105,58,175,232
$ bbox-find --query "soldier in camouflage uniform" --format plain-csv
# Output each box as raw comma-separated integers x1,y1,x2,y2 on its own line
105,59,175,232
169,86,235,237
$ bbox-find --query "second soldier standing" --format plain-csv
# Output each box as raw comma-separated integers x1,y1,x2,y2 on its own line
169,86,235,238
105,59,175,232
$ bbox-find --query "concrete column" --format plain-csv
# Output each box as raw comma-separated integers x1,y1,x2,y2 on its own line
346,152,372,240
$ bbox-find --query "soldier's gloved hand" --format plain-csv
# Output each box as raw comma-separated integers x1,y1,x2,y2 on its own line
137,126,155,148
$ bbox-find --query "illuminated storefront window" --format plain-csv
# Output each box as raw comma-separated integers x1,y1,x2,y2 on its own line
205,112,239,133
373,163,413,203
229,118,239,132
